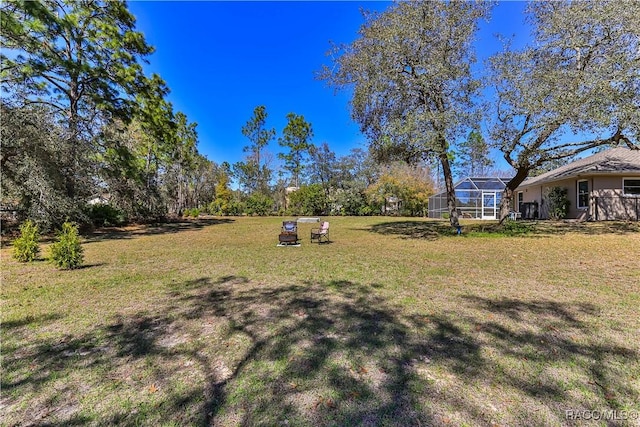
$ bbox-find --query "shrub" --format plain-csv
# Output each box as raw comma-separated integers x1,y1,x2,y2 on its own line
49,221,84,269
287,184,326,216
209,199,242,216
546,186,570,220
12,220,40,262
227,201,245,216
501,219,534,236
86,203,126,227
183,208,201,218
357,205,374,216
245,193,274,216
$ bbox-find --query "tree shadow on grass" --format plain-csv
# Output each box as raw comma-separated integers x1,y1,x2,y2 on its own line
460,296,638,409
370,219,639,240
83,218,235,243
2,277,638,426
1,313,64,330
370,220,454,240
529,220,640,236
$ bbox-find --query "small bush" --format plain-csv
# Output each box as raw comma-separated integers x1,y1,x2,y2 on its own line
546,187,570,220
12,220,40,262
358,206,374,216
86,203,126,227
227,201,245,216
183,208,200,218
49,221,84,270
501,220,534,236
245,193,274,216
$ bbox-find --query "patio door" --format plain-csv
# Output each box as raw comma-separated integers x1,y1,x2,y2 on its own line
481,191,497,220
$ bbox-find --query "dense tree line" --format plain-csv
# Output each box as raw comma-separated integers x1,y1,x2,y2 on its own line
224,108,434,218
0,0,217,229
0,1,436,229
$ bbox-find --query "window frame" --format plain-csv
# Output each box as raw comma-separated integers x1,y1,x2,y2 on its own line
622,177,640,196
577,179,589,209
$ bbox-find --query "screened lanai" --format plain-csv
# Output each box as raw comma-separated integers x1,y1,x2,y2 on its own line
428,177,512,220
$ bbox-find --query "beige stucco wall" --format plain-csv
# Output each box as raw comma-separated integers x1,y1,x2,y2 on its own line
517,178,577,219
593,176,628,197
516,185,541,217
516,174,640,220
591,176,640,220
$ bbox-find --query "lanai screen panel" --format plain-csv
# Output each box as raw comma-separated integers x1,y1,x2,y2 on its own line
428,177,511,219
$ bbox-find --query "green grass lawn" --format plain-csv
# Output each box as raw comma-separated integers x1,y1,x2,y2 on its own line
2,216,639,426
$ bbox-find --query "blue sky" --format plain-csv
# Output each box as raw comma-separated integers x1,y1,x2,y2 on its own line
127,1,529,169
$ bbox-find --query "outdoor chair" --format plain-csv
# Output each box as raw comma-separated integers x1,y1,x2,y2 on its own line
278,220,299,245
310,221,330,243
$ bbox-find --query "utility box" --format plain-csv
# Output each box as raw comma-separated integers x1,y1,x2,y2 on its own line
521,202,539,220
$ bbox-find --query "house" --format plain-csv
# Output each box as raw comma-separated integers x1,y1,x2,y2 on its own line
383,196,402,215
428,177,512,220
515,147,640,221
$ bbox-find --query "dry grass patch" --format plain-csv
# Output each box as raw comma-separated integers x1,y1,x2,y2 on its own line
2,216,639,426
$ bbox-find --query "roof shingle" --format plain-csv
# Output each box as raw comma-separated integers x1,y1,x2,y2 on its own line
520,147,640,188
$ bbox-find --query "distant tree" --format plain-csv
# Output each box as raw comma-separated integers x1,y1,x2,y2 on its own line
366,162,434,216
245,193,274,216
321,1,492,227
287,184,326,216
164,112,199,215
132,75,177,217
338,148,380,190
189,156,219,211
490,0,640,221
232,160,259,195
98,118,160,222
241,106,275,194
211,172,233,216
308,142,338,198
456,130,493,178
278,113,313,188
97,75,182,222
330,148,380,215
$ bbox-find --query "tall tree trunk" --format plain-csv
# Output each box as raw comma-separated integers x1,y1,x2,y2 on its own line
439,151,459,227
498,166,529,223
66,86,80,201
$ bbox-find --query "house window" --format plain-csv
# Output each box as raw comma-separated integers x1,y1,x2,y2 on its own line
577,180,589,208
517,192,523,212
623,178,640,196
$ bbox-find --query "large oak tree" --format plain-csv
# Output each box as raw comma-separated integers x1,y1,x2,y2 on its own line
490,0,640,220
321,0,491,227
